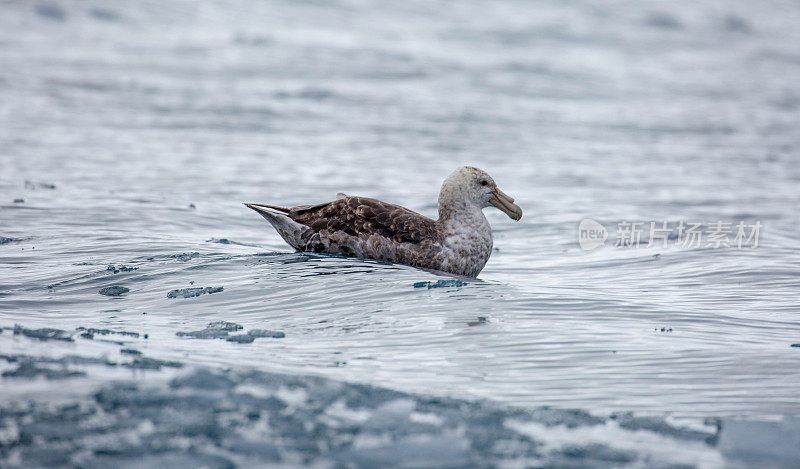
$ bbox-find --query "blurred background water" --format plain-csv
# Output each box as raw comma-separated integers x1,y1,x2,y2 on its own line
2,0,800,426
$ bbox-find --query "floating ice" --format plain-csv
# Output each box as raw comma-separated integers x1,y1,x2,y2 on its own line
177,322,284,342
98,286,129,296
413,279,467,289
166,286,223,299
13,325,73,342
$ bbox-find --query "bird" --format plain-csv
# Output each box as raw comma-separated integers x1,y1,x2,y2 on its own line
244,166,522,278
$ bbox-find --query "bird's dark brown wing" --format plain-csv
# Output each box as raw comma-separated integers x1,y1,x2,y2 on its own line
288,196,440,245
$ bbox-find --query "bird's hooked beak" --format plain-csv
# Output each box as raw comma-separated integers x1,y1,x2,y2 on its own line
490,188,523,221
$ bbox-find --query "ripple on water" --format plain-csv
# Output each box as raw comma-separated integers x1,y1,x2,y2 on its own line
0,0,799,458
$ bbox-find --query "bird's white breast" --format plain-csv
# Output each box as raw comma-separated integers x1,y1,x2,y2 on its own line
440,207,494,277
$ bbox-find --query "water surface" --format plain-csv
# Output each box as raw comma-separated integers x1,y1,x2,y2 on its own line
2,0,800,448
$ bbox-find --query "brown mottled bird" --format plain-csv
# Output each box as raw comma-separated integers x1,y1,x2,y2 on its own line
245,166,522,277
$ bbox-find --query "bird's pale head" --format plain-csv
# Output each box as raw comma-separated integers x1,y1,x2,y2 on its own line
439,166,522,221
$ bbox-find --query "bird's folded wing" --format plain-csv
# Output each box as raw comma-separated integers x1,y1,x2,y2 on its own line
289,196,439,245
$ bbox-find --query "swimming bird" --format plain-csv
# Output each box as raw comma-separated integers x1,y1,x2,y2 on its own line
245,166,522,278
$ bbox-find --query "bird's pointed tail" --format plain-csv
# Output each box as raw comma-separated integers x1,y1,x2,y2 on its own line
244,203,291,214
244,203,306,250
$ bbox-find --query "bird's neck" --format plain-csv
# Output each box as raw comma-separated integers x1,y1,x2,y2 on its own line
437,186,491,237
438,186,470,223
437,201,490,236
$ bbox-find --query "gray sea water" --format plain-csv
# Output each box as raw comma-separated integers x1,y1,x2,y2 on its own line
2,0,800,467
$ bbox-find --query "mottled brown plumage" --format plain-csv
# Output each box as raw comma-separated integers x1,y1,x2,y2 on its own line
293,197,439,246
245,167,522,277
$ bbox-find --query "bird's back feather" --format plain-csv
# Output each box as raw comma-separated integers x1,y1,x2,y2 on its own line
287,196,440,246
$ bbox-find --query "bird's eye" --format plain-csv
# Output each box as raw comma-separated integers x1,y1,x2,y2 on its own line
480,180,489,186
